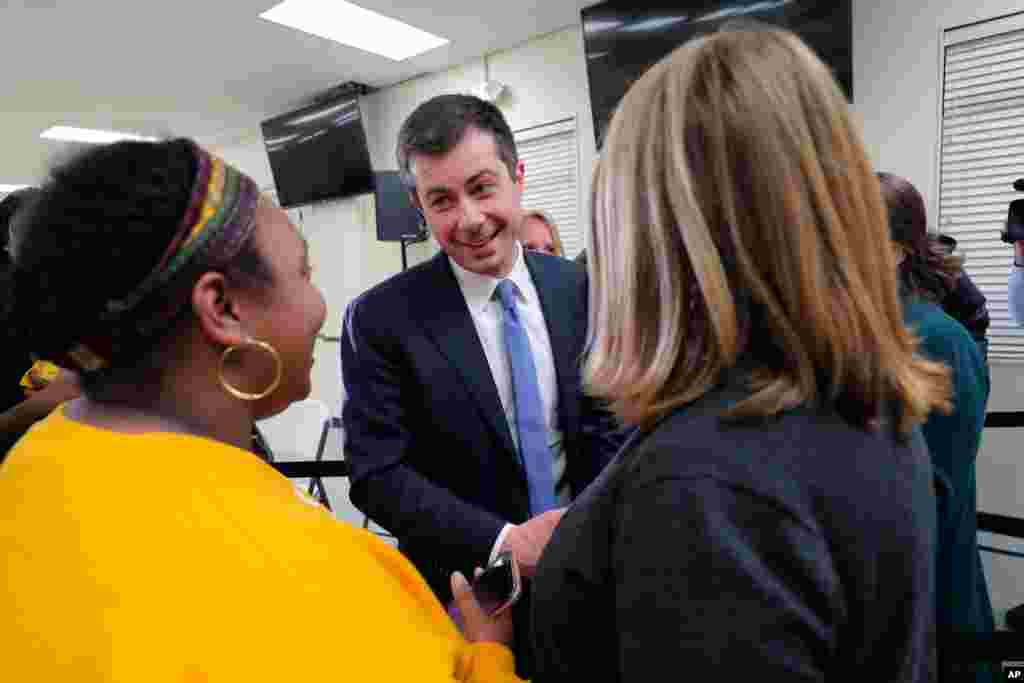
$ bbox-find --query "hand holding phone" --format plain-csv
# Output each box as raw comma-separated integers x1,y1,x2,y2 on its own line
449,556,518,646
470,551,522,617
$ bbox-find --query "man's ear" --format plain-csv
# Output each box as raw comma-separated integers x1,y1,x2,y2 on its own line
192,272,248,348
514,160,525,190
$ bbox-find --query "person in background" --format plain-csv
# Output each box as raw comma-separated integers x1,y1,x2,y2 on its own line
930,233,990,361
1007,233,1024,326
530,27,945,682
341,93,624,677
0,188,80,458
0,138,521,682
880,171,996,683
519,210,564,257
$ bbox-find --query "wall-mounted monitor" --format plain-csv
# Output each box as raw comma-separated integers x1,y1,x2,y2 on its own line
261,92,374,208
581,0,853,147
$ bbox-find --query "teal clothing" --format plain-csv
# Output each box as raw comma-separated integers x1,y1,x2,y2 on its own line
904,300,995,681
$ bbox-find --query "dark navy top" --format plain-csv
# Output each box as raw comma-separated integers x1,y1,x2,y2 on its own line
531,369,936,682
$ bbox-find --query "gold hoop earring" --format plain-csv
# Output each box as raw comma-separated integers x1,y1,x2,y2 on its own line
219,338,282,401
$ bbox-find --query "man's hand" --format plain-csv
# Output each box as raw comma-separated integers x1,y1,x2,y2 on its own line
499,508,565,578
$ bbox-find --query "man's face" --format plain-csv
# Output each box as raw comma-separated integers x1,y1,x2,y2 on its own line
411,126,524,278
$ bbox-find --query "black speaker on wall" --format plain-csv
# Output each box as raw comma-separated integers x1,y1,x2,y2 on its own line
374,171,427,243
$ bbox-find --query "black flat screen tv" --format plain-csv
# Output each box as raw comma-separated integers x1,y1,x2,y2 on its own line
374,171,426,242
581,0,853,147
261,93,374,208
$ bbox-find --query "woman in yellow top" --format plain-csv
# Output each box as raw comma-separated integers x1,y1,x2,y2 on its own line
0,138,521,681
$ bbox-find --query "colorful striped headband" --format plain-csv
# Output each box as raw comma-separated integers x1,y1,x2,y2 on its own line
64,142,261,373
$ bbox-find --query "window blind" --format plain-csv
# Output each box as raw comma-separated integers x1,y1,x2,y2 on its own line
940,20,1024,360
514,119,582,259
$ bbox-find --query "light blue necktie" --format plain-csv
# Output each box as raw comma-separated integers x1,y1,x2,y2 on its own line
495,279,557,515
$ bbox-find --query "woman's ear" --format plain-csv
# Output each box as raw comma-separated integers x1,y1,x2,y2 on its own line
192,272,248,348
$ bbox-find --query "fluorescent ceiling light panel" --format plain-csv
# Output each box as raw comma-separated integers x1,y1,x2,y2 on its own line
0,184,30,193
39,126,158,144
260,0,448,61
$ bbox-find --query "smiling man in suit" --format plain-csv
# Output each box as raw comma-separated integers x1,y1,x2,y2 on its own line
340,94,623,674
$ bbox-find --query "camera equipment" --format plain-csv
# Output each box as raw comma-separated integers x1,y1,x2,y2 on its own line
1000,178,1024,243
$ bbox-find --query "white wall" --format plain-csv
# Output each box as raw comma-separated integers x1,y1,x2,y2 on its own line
854,0,1024,627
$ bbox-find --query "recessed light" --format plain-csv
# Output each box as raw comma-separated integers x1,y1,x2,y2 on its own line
39,126,158,144
260,0,448,61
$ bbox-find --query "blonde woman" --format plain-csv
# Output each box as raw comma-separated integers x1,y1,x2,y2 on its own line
519,210,564,257
529,28,948,682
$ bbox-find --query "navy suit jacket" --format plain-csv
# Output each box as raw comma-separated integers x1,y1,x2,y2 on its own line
340,250,623,600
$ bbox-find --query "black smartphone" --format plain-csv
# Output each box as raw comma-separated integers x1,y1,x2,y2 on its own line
471,551,522,617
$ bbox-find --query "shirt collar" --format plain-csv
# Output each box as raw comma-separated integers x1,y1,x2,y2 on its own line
449,241,533,315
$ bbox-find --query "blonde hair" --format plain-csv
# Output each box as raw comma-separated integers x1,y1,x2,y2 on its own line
586,27,951,433
522,209,564,257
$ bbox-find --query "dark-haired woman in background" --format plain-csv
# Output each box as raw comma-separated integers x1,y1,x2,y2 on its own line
0,139,521,681
0,188,80,458
879,171,995,683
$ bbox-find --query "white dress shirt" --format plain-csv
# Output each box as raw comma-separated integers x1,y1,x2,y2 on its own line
449,242,567,562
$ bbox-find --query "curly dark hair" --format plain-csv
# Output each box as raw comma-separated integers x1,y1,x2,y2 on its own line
1,188,40,251
9,138,273,397
1,188,41,323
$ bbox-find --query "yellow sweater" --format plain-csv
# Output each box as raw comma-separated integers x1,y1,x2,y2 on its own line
0,407,520,682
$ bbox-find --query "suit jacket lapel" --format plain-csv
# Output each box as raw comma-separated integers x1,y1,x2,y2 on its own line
524,252,582,445
416,253,518,458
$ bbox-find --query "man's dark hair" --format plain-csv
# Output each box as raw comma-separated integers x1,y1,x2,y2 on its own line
396,94,518,195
